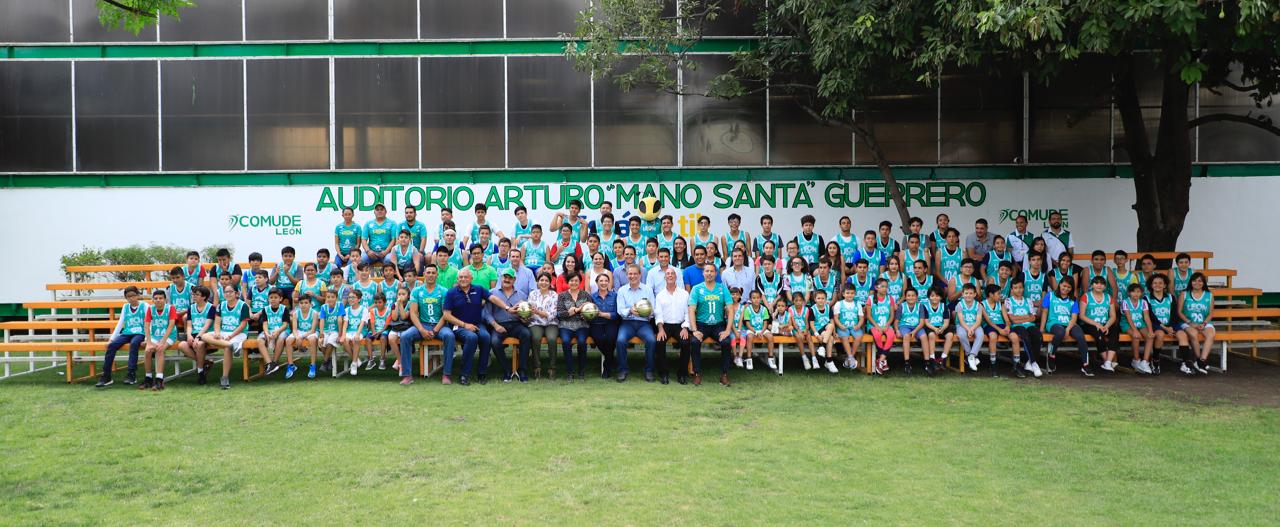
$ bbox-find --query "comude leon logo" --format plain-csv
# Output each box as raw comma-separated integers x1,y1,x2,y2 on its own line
227,214,304,236
998,208,1068,230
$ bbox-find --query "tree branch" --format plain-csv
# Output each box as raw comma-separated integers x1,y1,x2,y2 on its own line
101,0,156,18
1187,113,1280,136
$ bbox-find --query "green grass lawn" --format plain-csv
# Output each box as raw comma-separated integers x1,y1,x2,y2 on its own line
2,361,1277,526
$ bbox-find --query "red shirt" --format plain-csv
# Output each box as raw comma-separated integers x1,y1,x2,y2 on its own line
144,304,179,333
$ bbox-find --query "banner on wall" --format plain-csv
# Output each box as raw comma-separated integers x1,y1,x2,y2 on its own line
2,177,1276,302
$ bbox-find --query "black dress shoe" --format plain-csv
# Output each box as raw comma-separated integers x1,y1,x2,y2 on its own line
616,372,627,383
660,374,670,385
477,375,488,385
601,370,612,380
676,375,688,385
644,372,655,382
459,375,471,386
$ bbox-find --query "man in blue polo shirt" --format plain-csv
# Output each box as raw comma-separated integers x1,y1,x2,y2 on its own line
615,264,657,382
443,268,492,386
683,245,720,291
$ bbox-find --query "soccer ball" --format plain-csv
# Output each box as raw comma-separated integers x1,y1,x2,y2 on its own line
633,299,653,318
637,196,662,222
515,301,533,320
580,302,599,320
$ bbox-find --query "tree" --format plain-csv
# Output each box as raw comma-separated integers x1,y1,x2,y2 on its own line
921,0,1280,250
96,0,193,34
566,0,944,234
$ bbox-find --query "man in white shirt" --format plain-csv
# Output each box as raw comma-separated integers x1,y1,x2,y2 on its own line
721,248,755,297
1042,211,1075,264
654,267,692,385
646,248,684,294
1007,214,1036,265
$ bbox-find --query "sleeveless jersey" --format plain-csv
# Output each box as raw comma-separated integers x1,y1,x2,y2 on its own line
1005,297,1036,328
724,231,750,255
786,273,812,299
1146,293,1173,325
924,301,947,327
848,275,874,305
757,272,782,306
955,299,982,327
810,304,833,331
264,304,289,334
148,304,177,341
219,300,246,333
1172,268,1193,294
812,272,838,299
392,245,417,269
345,305,368,334
856,247,883,276
938,246,963,283
1023,270,1047,303
754,232,782,260
868,296,894,328
320,304,344,334
1045,294,1075,328
370,306,393,333
907,273,934,297
880,271,905,301
692,232,716,251
657,232,678,253
297,279,325,303
166,283,192,315
315,262,337,286
182,265,202,286
274,262,299,289
902,249,927,275
982,299,1005,327
985,251,1011,280
1114,269,1139,294
741,305,769,332
1083,293,1111,324
1086,267,1113,296
1120,297,1148,332
512,221,533,240
1052,267,1075,289
876,236,898,256
788,306,809,332
796,233,822,264
834,234,858,264
898,301,922,328
1180,290,1213,324
521,239,549,268
836,299,863,329
248,285,271,314
354,280,380,309
189,302,214,334
293,307,316,333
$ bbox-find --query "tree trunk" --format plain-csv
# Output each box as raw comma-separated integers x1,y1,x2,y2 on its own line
1115,54,1192,252
854,120,914,236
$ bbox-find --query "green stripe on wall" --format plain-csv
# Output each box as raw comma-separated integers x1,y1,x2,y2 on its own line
3,165,1279,189
0,39,755,60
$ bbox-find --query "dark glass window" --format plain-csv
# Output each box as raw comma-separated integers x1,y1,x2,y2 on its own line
702,0,759,37
161,60,244,171
508,57,592,168
0,62,72,171
421,57,504,168
161,0,242,42
1197,63,1280,162
940,67,1022,164
507,0,588,38
246,59,329,170
336,58,417,169
684,56,766,166
594,59,677,167
0,0,69,43
245,0,327,41
335,0,416,40
73,0,155,42
75,61,158,171
1028,56,1112,163
855,81,938,165
769,74,851,165
421,0,502,39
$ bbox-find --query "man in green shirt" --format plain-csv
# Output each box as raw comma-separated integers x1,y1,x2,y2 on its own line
688,264,736,387
465,244,498,290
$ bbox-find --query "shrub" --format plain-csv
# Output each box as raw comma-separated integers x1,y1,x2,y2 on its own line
60,247,105,280
203,245,234,262
102,245,152,282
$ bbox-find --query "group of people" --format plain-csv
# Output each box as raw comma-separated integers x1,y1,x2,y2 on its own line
93,200,1221,391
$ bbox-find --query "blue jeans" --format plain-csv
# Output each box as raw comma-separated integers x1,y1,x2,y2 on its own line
559,327,589,375
491,321,531,376
398,325,456,377
103,334,144,375
455,325,492,377
615,320,656,374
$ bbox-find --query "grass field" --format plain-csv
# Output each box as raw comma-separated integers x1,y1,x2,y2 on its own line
2,362,1278,526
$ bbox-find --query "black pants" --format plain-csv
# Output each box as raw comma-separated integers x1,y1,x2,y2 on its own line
590,320,619,374
656,323,691,377
1081,323,1120,356
1050,324,1089,366
693,322,733,374
1010,326,1042,363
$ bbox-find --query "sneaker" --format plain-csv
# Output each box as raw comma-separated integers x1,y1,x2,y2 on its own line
265,362,282,376
232,344,242,358
1046,354,1057,373
502,373,513,383
1180,363,1195,376
400,376,413,386
518,374,529,383
1194,361,1209,375
378,360,387,371
220,376,230,389
307,364,317,379
139,377,153,390
877,355,888,374
924,360,935,376
825,360,838,373
801,355,812,370
767,357,778,371
1100,361,1115,372
365,359,377,371
319,362,331,374
285,364,297,379
349,360,360,376
197,369,207,385
1014,363,1026,378
850,357,859,370
1028,361,1043,378
94,375,113,388
153,379,165,391
476,374,488,385
1080,367,1095,377
1130,359,1143,372
1136,360,1152,375
734,357,744,368
123,373,137,385
745,358,754,371
903,363,913,375
817,346,827,358
967,355,980,371
1151,360,1162,375
459,375,470,386
441,374,453,385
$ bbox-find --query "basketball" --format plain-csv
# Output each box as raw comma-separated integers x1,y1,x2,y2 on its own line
633,299,653,318
580,302,599,320
515,301,533,320
637,196,662,222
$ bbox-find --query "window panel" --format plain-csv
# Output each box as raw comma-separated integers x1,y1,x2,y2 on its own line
421,57,504,168
507,0,588,38
940,67,1022,164
769,74,851,165
73,0,154,42
1029,56,1111,163
508,57,592,168
1197,63,1280,162
421,0,503,38
336,58,417,169
335,0,416,40
854,81,937,165
246,59,329,170
75,61,158,171
0,0,69,43
161,60,244,171
702,0,759,37
684,56,766,166
245,0,326,41
161,0,242,42
0,62,72,171
594,59,677,167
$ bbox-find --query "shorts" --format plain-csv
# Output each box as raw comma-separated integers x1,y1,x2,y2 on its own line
150,338,172,348
836,327,863,339
173,331,188,343
928,326,955,335
982,325,1005,335
322,333,341,347
343,331,366,340
259,329,291,340
212,333,247,352
899,326,926,339
1174,322,1214,332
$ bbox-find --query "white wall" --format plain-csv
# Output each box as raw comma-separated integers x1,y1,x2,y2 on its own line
1,177,1275,303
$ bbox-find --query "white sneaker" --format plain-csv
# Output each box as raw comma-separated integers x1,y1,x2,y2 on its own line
825,360,838,373
1131,359,1142,371
1028,361,1043,378
745,358,754,370
1180,362,1195,375
967,355,980,371
850,357,859,370
1100,361,1115,372
1136,360,1152,374
734,357,744,368
767,357,778,371
350,360,359,376
801,355,812,370
1194,362,1209,374
817,346,827,358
